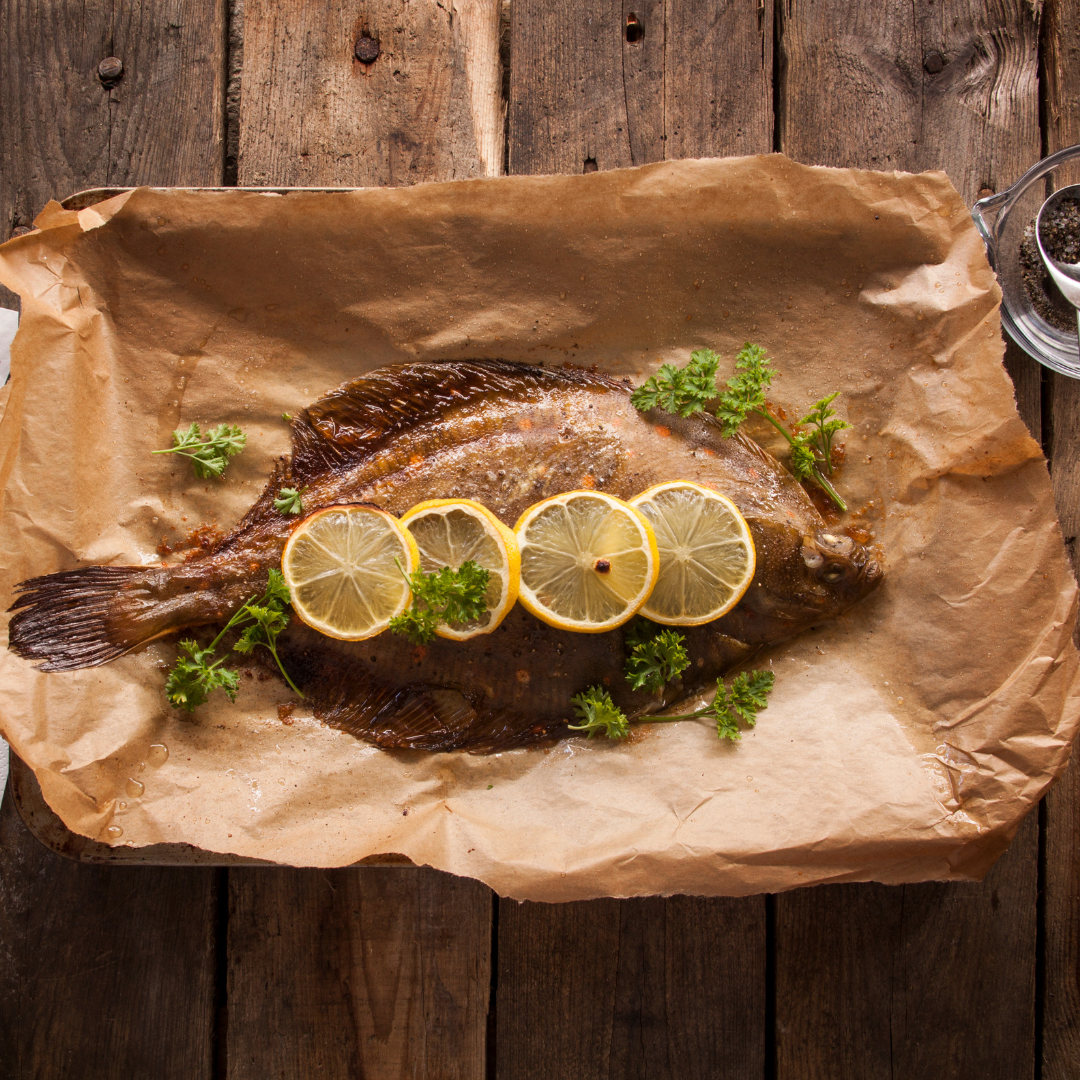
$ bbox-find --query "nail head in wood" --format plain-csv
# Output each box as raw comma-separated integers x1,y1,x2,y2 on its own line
354,36,380,64
626,13,644,43
923,50,944,74
97,56,124,84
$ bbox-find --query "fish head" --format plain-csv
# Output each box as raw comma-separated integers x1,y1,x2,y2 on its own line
731,523,883,641
798,529,884,610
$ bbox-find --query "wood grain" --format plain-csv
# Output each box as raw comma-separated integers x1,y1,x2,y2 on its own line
665,0,773,160
776,3,1045,1077
238,0,490,186
0,782,219,1078
779,0,1041,202
227,867,491,1079
508,0,772,175
0,0,227,308
776,813,1039,1080
501,6,772,1074
497,896,766,1080
1041,6,1080,1073
0,4,229,1076
227,11,497,1077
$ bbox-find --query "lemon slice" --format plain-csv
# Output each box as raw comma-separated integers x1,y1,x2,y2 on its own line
629,481,756,625
281,504,419,641
399,499,520,639
514,491,659,633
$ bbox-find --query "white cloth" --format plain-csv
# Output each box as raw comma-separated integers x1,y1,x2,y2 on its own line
0,306,16,387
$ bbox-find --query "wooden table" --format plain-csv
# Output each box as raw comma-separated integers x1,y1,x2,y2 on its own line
1,2,1078,1076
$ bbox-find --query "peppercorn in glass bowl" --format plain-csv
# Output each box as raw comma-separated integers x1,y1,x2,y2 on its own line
973,143,1080,379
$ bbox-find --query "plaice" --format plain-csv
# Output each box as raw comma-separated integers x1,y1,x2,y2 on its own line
9,360,881,751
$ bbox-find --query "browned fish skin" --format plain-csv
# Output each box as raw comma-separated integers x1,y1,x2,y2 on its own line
8,361,882,751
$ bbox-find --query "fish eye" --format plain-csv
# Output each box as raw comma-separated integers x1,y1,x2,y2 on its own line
820,563,846,583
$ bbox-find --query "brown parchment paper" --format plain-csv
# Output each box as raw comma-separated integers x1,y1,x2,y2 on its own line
0,155,1077,901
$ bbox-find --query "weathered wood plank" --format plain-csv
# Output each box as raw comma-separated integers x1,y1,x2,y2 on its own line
1041,5,1080,1072
500,4,771,1076
508,0,772,175
665,0,773,160
776,813,1038,1080
0,781,219,1078
778,0,1041,202
497,897,766,1080
228,8,496,1078
227,867,491,1079
0,3,229,1075
238,0,497,186
0,0,227,308
776,3,1044,1077
508,0,634,174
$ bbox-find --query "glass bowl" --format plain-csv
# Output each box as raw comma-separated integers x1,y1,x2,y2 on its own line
972,143,1080,378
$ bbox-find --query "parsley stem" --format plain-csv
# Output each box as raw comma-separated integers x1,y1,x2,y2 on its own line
209,592,305,698
635,711,711,723
753,408,846,512
263,642,304,698
755,407,797,446
818,424,835,475
208,594,258,652
810,467,846,512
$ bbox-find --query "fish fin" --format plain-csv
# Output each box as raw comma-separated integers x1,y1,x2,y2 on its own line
290,646,561,751
8,566,161,671
228,456,292,534
291,360,625,481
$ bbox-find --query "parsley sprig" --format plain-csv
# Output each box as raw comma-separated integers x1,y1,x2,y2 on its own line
624,618,690,693
152,422,246,480
630,349,719,417
631,344,849,511
389,560,491,645
716,345,846,510
569,669,775,742
797,392,851,477
569,686,630,739
165,640,240,711
165,568,303,711
274,487,303,515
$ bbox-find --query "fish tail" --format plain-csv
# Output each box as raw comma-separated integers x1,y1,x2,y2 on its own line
8,566,170,671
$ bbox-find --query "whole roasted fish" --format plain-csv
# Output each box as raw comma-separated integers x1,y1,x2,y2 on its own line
8,361,882,751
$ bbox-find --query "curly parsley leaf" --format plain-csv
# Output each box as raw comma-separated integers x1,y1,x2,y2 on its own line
569,686,630,740
263,566,291,607
389,560,491,645
799,391,852,475
630,349,719,418
165,639,240,711
274,487,303,515
152,422,247,480
233,604,290,655
789,438,817,482
623,620,690,693
711,670,775,741
715,342,775,436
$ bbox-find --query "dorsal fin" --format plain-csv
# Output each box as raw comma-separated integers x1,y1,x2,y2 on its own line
291,360,626,480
